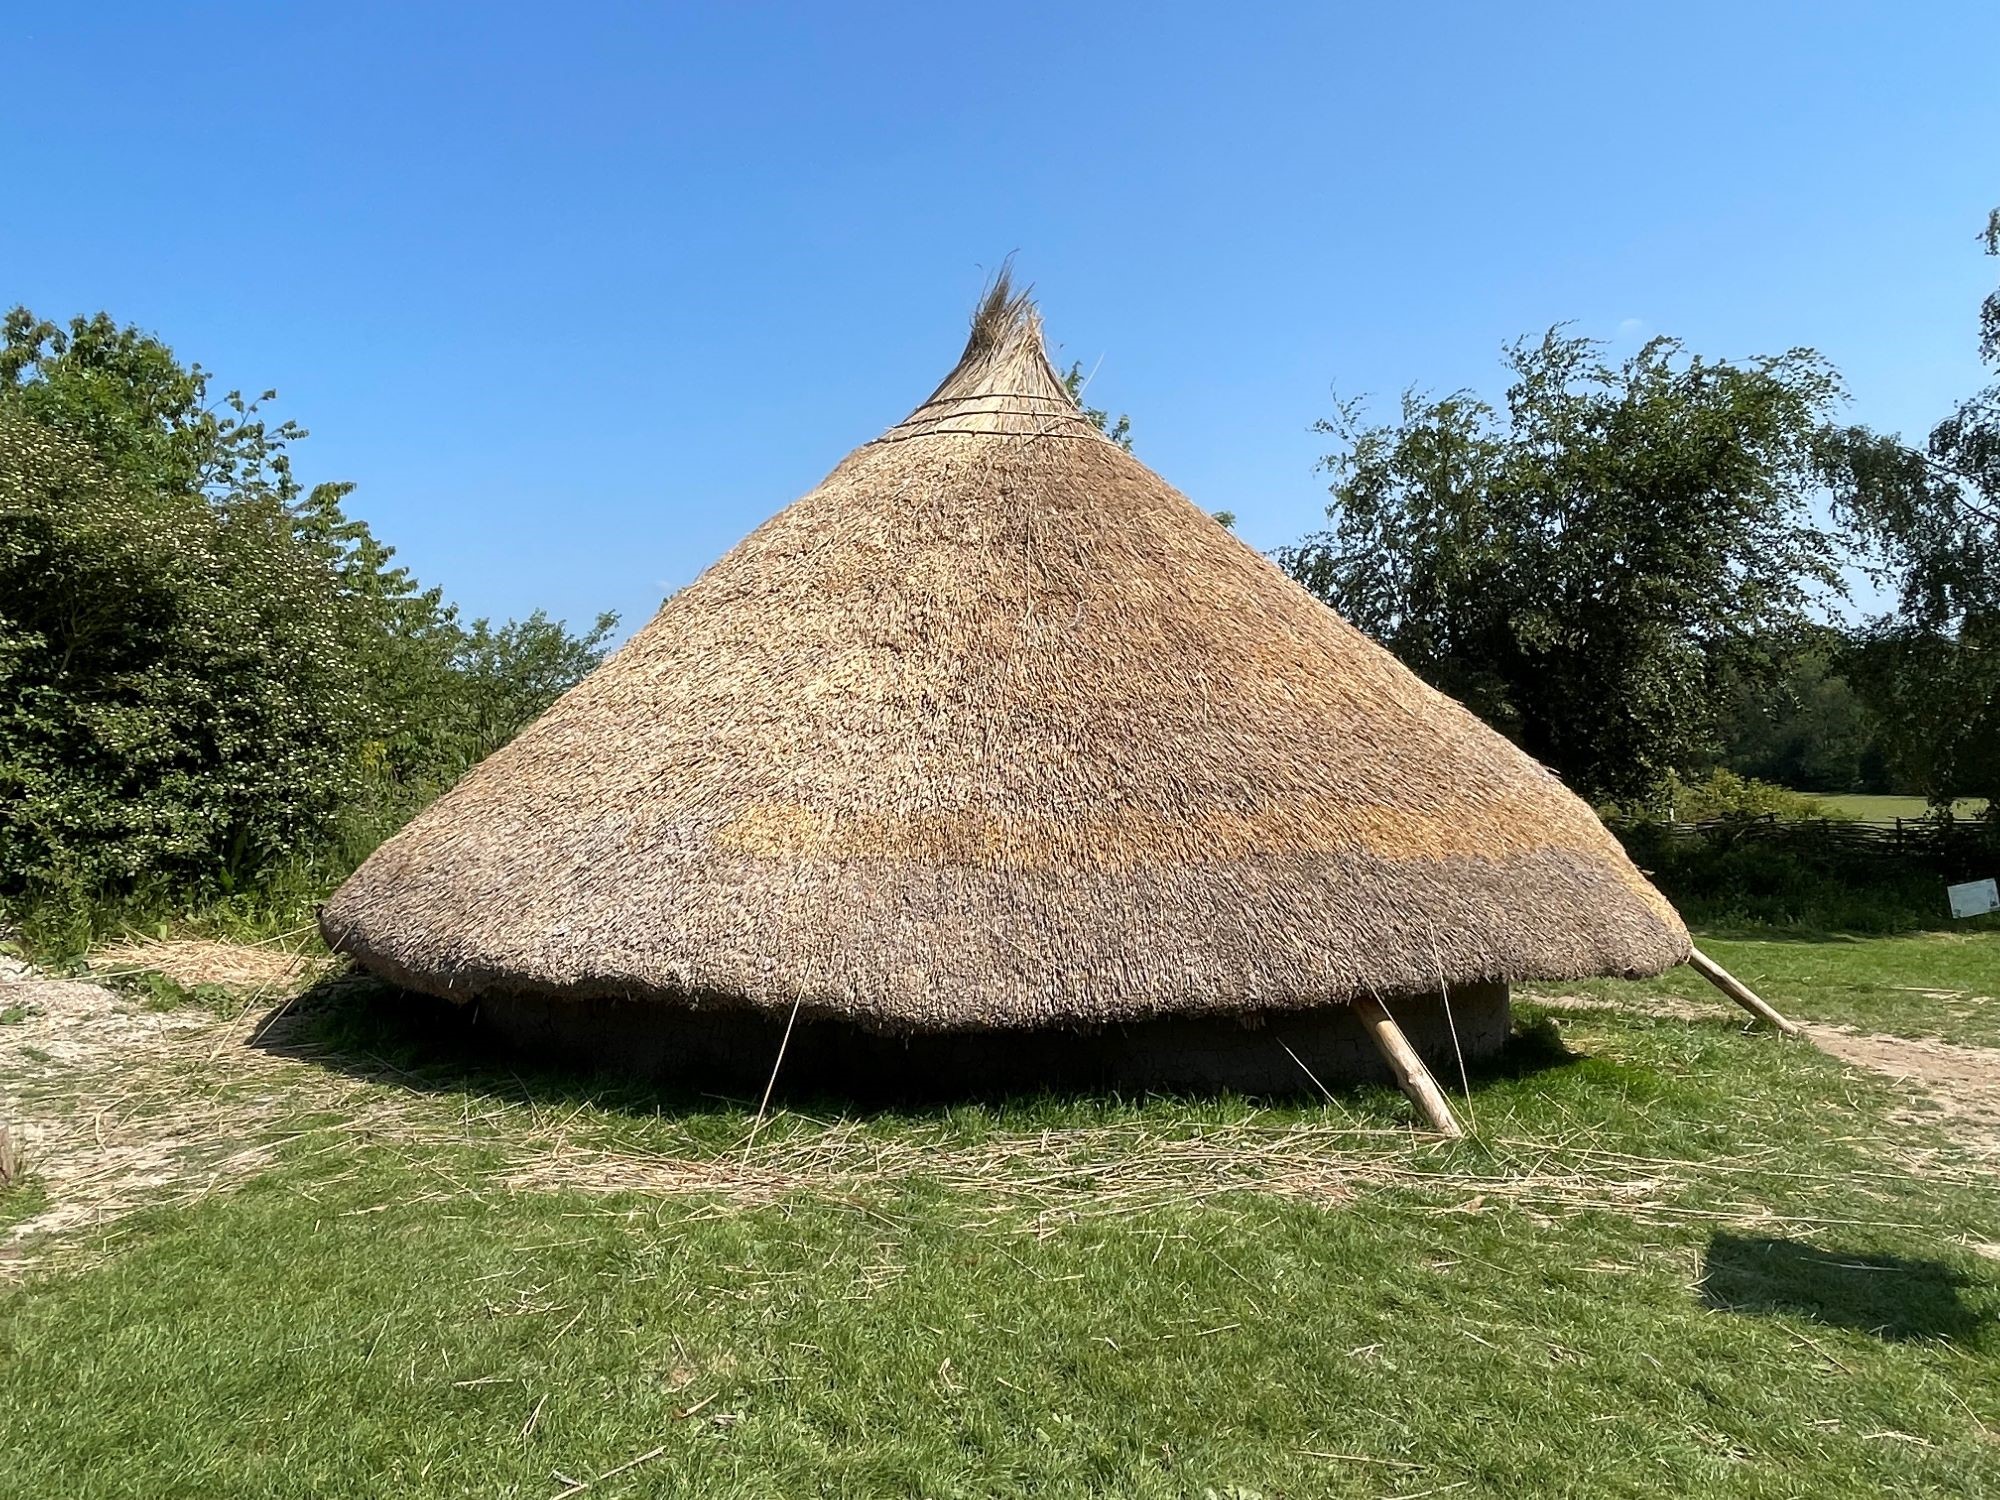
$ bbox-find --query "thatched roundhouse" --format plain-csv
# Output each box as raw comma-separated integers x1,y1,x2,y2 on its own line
321,278,1692,1101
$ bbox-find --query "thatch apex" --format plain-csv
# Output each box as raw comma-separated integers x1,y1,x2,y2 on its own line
321,276,1690,1033
960,263,1042,363
889,265,1088,442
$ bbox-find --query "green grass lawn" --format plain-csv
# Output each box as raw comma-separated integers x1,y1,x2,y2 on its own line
1550,930,2000,1048
4,937,2000,1497
1803,792,1990,821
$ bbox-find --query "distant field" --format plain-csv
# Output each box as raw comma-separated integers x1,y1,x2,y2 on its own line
1804,792,1990,821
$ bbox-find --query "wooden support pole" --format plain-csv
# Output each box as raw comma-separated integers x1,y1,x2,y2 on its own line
1687,947,1803,1037
1351,993,1465,1138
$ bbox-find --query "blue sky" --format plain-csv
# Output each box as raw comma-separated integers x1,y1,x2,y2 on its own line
6,2,1997,637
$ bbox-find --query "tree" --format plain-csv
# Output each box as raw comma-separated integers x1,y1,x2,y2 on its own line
0,308,307,510
0,408,364,892
1062,361,1132,450
1713,627,1889,794
0,308,614,902
1836,209,2000,814
1278,329,1854,804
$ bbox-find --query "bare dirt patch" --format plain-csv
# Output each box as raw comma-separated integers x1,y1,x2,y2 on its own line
1,971,235,1264
1805,1026,2000,1158
1533,986,2000,1160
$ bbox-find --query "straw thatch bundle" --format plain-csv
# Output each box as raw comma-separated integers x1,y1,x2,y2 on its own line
321,277,1689,1033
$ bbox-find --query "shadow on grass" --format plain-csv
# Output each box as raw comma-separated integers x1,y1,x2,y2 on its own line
246,971,701,1110
1463,1015,1577,1084
1699,1231,1988,1345
247,969,1583,1122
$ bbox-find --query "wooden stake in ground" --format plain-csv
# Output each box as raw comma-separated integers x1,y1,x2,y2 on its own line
1687,947,1803,1037
1350,994,1465,1138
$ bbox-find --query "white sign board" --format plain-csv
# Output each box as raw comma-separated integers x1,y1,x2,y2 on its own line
1948,878,2000,919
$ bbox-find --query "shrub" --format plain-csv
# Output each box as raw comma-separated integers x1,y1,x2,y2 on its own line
0,307,614,946
1602,768,1827,825
0,411,362,898
1612,812,1999,934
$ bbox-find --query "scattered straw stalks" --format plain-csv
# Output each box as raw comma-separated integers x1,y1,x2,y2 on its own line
492,1123,1967,1239
89,936,328,999
5,950,1998,1278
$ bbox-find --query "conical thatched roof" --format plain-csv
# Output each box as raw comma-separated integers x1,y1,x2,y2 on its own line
322,278,1689,1030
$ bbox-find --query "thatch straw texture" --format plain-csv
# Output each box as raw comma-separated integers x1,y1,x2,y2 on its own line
322,278,1689,1030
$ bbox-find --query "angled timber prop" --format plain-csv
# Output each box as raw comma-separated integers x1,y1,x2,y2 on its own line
321,271,1798,1139
1687,948,1803,1037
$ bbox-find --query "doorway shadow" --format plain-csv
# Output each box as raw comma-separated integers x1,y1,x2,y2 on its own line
1699,1231,1988,1345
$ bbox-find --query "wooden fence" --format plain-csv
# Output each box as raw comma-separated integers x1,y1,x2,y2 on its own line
1604,812,1999,879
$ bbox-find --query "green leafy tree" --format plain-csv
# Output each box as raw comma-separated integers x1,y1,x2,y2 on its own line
1713,628,1890,794
0,308,614,905
288,476,614,805
0,409,362,892
1836,210,2000,814
1279,330,1854,803
1062,361,1132,451
0,308,307,509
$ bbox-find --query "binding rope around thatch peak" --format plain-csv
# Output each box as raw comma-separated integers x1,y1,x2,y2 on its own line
882,263,1099,442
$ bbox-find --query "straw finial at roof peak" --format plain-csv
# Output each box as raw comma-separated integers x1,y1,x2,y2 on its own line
965,263,1039,357
906,263,1080,426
